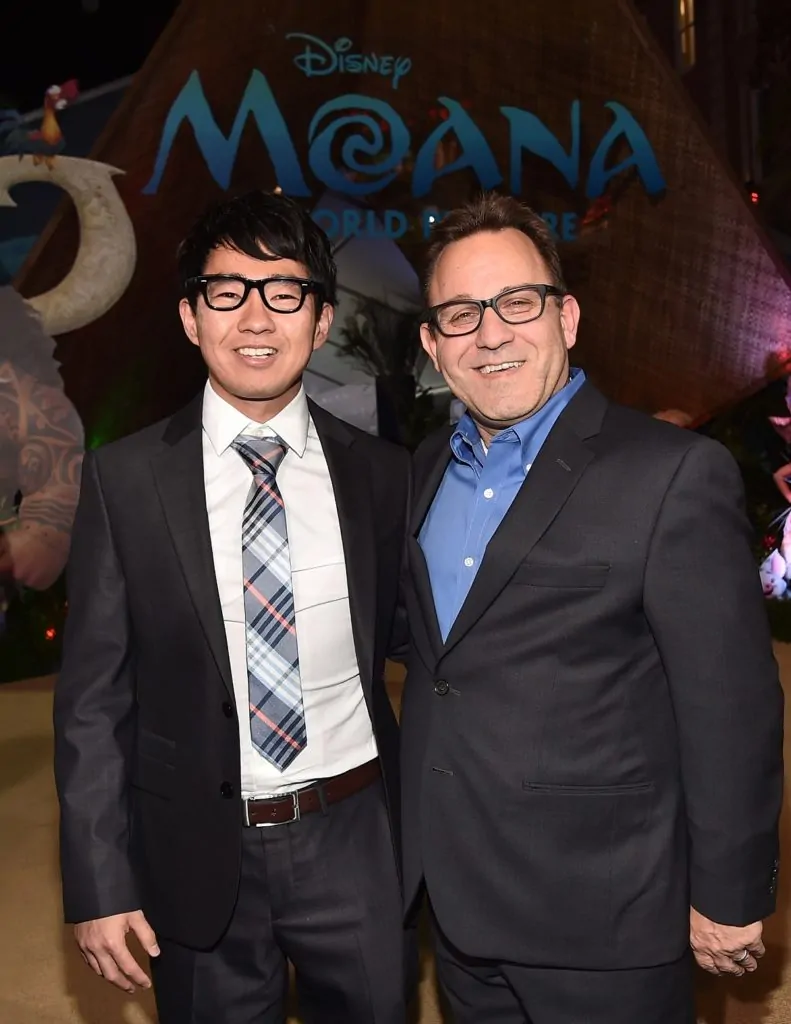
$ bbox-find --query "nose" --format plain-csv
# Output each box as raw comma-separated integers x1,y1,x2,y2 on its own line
237,286,275,333
475,304,513,350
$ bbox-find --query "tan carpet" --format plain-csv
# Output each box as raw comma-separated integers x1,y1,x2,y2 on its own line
2,655,791,1024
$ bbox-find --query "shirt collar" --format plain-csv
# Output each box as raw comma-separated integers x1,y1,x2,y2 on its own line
450,367,586,465
202,379,309,458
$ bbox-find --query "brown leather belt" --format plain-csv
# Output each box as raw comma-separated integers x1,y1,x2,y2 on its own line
242,758,380,826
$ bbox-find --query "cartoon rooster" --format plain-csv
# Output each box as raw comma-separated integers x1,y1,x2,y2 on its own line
0,80,80,168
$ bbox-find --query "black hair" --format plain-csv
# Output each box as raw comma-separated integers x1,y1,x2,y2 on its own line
177,191,337,311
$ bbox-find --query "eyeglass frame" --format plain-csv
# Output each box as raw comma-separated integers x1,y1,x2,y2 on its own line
422,283,567,338
185,274,325,313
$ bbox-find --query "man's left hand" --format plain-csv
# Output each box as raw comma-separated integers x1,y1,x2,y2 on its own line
690,907,764,976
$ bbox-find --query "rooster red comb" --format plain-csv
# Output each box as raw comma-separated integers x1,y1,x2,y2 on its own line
58,80,80,101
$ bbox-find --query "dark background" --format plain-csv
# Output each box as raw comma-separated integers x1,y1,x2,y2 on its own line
0,1,179,112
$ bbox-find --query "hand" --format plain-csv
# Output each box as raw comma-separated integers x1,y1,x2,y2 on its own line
690,907,764,976
74,910,160,994
3,525,69,589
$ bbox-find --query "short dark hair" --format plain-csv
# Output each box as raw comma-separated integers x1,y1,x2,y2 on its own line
423,192,566,295
177,190,338,310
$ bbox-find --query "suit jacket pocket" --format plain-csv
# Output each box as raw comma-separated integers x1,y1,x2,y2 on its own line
131,752,175,800
512,563,610,588
523,780,654,796
137,725,176,759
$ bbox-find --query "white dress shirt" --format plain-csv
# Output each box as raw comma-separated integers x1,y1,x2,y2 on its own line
202,380,378,798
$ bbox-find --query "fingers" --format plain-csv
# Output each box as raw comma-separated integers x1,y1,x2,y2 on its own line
91,946,140,994
129,913,160,958
693,950,720,975
693,944,765,978
73,914,153,993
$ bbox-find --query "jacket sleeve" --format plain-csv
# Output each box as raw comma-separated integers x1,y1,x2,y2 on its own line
53,450,140,923
643,437,783,925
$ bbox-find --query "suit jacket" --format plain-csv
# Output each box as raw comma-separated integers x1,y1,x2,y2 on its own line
53,393,410,949
400,382,783,969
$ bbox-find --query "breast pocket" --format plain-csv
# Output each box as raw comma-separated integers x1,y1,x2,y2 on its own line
512,563,610,589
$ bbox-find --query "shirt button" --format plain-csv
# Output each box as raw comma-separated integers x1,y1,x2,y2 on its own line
483,488,494,499
464,556,474,567
525,463,533,473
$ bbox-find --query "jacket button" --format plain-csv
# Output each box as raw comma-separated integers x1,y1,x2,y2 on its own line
220,781,234,799
222,701,234,718
434,679,450,696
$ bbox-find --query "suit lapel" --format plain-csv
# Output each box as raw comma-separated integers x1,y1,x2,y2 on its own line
151,396,234,697
309,400,377,696
441,382,608,657
442,420,594,655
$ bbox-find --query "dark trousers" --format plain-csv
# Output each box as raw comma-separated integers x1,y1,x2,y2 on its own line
432,913,695,1024
151,780,407,1024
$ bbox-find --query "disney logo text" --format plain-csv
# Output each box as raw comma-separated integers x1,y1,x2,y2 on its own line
286,34,412,90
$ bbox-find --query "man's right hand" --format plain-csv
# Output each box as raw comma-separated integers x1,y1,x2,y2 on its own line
74,910,160,994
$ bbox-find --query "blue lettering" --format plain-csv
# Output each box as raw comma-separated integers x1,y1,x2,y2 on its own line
541,212,559,238
384,209,408,238
286,34,342,77
342,208,364,236
587,102,665,198
502,99,580,192
412,98,502,198
421,209,445,236
287,34,410,89
393,57,411,90
143,70,309,195
308,93,410,196
561,211,578,241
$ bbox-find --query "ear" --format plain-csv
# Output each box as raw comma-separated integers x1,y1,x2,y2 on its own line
312,302,334,352
559,294,581,352
420,321,440,371
179,297,200,348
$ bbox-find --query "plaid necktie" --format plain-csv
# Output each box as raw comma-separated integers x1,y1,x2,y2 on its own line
231,434,306,770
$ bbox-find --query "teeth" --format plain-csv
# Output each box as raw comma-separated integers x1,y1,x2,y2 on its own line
479,361,523,374
238,348,276,357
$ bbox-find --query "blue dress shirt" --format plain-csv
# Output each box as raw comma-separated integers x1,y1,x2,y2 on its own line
419,368,587,640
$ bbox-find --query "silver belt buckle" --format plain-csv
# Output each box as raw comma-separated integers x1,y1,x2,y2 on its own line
286,790,301,823
243,790,301,827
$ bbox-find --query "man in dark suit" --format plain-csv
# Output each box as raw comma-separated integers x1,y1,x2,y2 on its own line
53,191,411,1024
400,192,784,1023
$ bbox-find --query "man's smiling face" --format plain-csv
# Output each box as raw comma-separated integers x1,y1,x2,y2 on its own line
420,228,580,443
179,244,332,421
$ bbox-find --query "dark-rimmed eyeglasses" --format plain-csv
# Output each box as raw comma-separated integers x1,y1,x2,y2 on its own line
186,275,323,313
423,284,567,338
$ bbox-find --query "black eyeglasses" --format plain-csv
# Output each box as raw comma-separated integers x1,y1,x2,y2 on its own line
186,275,323,313
423,284,567,337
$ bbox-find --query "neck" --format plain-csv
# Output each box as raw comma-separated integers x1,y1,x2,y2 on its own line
473,368,573,445
211,376,301,423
